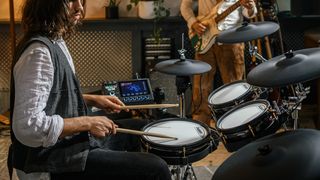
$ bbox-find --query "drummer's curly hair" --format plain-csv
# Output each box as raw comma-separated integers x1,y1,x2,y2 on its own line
20,0,86,40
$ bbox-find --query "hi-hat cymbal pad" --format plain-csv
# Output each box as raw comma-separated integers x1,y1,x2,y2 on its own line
155,59,211,76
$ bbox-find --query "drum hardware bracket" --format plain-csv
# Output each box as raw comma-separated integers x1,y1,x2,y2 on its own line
253,89,260,99
285,100,302,110
208,105,217,120
210,112,217,121
248,42,268,63
248,125,256,137
220,134,227,145
146,143,149,153
209,141,213,152
270,111,279,121
272,101,282,116
279,94,305,130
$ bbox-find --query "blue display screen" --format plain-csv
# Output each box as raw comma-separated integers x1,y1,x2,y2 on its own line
119,80,150,97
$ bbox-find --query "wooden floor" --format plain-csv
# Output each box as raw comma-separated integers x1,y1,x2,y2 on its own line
193,144,231,167
0,126,16,180
0,105,317,180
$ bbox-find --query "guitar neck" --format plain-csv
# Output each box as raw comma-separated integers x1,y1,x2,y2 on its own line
215,1,241,23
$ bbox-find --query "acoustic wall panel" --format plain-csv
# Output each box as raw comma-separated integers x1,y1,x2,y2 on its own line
66,30,133,88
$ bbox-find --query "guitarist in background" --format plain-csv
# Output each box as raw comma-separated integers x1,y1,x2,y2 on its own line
180,0,257,125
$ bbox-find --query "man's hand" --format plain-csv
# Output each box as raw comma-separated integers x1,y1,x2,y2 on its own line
94,95,126,113
88,116,118,138
83,94,129,113
191,21,207,36
239,0,256,17
239,0,255,9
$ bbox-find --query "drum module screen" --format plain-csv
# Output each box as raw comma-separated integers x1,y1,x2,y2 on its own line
102,78,154,105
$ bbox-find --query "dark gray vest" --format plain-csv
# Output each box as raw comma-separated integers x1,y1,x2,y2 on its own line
9,36,90,173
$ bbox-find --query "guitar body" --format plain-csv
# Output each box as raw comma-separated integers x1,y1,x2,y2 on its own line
189,17,220,54
188,0,241,54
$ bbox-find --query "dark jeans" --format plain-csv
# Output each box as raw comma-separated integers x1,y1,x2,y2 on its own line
51,119,171,180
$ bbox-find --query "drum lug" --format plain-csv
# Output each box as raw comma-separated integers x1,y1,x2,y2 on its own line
268,107,279,121
248,125,256,137
220,133,227,145
208,104,214,112
253,88,259,100
146,143,149,153
209,105,217,120
272,112,278,120
183,147,186,158
209,141,213,151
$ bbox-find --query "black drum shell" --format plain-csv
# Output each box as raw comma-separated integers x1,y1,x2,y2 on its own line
208,80,254,110
208,80,268,120
140,118,219,165
216,100,279,152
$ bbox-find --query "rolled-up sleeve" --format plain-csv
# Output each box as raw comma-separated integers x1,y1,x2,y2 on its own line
12,42,64,148
180,0,198,29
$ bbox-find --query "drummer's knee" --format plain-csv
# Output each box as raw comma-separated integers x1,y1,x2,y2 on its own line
145,153,171,179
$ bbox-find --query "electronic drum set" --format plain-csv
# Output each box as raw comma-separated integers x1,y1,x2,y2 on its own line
139,21,320,180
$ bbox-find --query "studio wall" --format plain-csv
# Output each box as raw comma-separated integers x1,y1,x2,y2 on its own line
0,0,106,20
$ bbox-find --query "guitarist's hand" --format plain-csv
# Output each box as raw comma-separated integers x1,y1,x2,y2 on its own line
191,21,207,36
240,0,256,16
239,0,255,9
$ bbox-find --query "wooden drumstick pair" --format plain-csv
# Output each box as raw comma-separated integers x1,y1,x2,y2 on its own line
119,104,179,110
92,104,179,112
92,103,179,139
117,128,178,140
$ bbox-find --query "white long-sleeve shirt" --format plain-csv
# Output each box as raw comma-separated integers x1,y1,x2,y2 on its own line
180,0,257,31
13,39,75,148
13,39,76,179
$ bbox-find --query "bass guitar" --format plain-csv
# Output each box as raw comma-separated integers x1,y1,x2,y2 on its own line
189,0,241,54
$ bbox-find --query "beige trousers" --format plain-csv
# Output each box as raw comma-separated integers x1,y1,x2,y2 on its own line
192,43,245,125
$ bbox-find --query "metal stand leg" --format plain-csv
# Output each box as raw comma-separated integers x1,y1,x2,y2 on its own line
170,164,197,180
176,76,191,118
171,165,180,180
292,109,299,130
179,93,185,118
184,164,197,180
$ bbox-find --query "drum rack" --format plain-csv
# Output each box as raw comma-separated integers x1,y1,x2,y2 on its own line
247,38,309,130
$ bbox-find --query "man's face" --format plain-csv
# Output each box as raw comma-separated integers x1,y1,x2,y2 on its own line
68,0,84,25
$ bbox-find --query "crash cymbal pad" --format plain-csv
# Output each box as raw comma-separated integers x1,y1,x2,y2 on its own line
212,129,320,180
247,48,320,87
216,21,279,43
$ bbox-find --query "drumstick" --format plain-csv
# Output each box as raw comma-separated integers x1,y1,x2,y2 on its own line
91,104,179,113
117,128,178,140
119,104,179,109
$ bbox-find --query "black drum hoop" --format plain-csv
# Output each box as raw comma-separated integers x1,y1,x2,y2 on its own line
151,142,216,165
208,80,253,109
216,99,272,135
142,140,213,156
141,118,212,153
